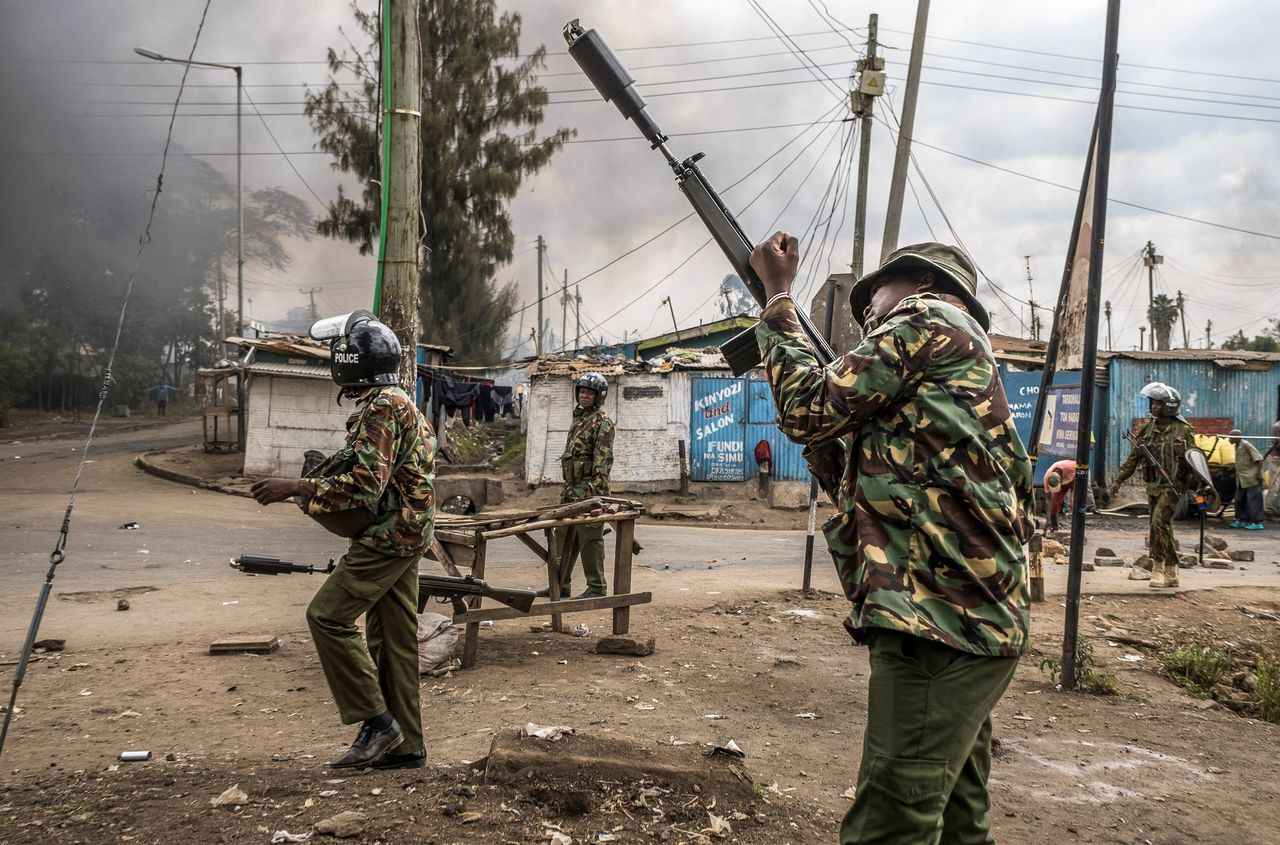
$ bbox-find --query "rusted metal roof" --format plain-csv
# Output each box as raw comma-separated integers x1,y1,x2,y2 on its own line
527,347,729,378
226,334,330,360
245,361,331,380
1101,348,1280,366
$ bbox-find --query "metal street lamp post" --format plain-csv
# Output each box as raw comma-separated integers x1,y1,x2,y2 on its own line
134,47,243,338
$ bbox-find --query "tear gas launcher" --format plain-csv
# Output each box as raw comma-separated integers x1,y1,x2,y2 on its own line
562,19,838,376
230,554,536,615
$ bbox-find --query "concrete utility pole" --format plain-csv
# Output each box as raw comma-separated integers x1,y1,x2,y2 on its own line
535,235,545,355
1142,240,1163,348
378,0,423,388
1176,290,1189,347
850,13,883,278
1104,300,1113,350
575,285,582,351
1139,326,1145,351
1206,319,1213,349
879,0,929,263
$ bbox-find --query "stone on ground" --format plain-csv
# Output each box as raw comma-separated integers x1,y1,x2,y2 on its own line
594,635,655,657
314,811,368,839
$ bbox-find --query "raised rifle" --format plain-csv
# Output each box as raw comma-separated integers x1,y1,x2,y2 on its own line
1121,429,1176,488
230,554,536,616
562,19,838,377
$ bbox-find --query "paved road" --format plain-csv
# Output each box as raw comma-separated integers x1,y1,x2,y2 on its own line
2,418,1276,652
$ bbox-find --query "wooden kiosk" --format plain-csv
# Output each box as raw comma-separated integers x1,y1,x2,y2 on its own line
426,497,649,668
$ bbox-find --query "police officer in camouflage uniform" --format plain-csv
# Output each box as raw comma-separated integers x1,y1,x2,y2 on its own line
538,373,615,599
750,236,1033,845
1107,382,1195,589
251,311,436,770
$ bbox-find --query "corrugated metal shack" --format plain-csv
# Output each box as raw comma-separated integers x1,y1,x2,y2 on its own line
1101,349,1280,479
523,349,812,490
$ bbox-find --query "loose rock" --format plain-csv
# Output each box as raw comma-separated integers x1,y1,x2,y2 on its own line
1178,554,1199,569
1132,555,1153,571
594,635,655,657
1094,547,1116,558
314,810,367,839
209,784,248,808
1128,568,1152,581
1229,549,1255,562
1205,534,1229,551
1094,556,1125,567
117,599,130,612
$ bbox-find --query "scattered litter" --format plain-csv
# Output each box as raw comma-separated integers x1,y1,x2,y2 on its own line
210,784,248,807
136,549,149,554
547,832,571,845
479,620,494,628
703,811,733,838
116,599,130,612
1012,714,1033,721
318,790,339,797
222,601,239,606
32,638,65,652
558,659,569,665
271,832,312,844
841,786,856,799
660,736,691,746
783,609,821,619
710,739,744,758
794,712,820,719
634,702,655,710
703,714,727,720
370,788,382,796
119,750,151,762
119,522,140,530
1121,654,1145,662
78,689,92,697
574,623,590,637
521,722,575,741
64,663,90,672
595,834,619,843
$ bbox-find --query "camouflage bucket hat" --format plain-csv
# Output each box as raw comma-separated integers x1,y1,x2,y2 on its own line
849,242,990,331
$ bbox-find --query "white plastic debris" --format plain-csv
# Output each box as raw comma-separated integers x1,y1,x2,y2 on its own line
271,832,312,844
783,609,821,619
210,784,249,807
521,722,576,742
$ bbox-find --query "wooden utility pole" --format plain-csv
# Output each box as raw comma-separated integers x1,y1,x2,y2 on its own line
376,0,422,388
560,269,568,352
1025,255,1041,341
300,287,321,323
1139,326,1145,351
1104,300,1113,349
1176,290,1188,347
535,235,545,355
1206,319,1213,348
661,296,679,334
850,13,882,278
879,0,929,263
1142,240,1162,348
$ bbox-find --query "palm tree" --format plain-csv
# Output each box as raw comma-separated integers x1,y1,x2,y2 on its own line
1149,294,1180,350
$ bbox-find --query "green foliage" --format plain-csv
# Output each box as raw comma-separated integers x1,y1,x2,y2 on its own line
445,420,495,464
1221,330,1280,353
497,427,526,469
1254,650,1280,723
305,0,572,364
1159,642,1232,697
1147,293,1180,351
1039,640,1118,695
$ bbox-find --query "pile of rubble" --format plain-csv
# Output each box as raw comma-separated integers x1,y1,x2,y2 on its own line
1036,533,1255,579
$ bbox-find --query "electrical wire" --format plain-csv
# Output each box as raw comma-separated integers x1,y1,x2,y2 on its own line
0,0,216,760
241,87,328,207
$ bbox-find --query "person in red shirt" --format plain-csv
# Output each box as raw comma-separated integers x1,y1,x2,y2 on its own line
1043,459,1076,530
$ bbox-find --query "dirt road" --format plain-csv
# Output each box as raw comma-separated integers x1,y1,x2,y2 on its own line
2,420,1279,843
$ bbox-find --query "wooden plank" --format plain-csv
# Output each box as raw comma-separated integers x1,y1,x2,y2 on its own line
434,529,478,547
553,525,579,633
438,540,475,571
515,531,549,559
612,518,637,635
461,533,486,670
209,635,281,655
454,591,652,624
428,536,462,577
481,511,638,540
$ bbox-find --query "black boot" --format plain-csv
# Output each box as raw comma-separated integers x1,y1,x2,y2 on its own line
330,716,403,769
372,748,426,770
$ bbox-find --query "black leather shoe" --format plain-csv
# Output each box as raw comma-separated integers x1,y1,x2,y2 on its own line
576,588,606,599
330,718,403,769
371,748,426,770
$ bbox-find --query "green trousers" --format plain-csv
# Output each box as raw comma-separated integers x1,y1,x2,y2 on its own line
551,523,607,594
841,630,1019,845
306,544,423,755
1147,490,1181,582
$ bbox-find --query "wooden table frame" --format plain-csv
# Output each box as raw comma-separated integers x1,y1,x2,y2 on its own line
426,501,650,668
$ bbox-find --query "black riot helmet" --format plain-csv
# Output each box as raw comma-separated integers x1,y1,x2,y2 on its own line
575,372,608,408
310,310,401,389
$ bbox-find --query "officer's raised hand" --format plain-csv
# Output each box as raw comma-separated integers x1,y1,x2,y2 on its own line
749,231,800,301
252,477,301,505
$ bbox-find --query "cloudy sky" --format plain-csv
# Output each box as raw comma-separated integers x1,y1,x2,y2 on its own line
4,0,1278,357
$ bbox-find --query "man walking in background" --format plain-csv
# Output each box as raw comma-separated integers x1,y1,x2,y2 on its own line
1229,429,1264,529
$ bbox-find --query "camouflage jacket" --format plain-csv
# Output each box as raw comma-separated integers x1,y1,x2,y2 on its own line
296,386,437,557
1114,418,1196,495
560,404,614,503
756,293,1034,658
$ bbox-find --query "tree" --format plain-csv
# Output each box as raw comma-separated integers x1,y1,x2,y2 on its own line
717,274,754,318
1222,322,1280,353
1148,294,1179,351
305,0,571,363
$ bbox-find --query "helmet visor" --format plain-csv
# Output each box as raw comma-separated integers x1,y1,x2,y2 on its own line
309,309,375,340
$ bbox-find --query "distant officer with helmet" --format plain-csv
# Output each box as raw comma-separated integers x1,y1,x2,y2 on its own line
251,310,436,770
539,372,615,599
1108,382,1195,588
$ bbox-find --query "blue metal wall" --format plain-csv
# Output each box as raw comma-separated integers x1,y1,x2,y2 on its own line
1105,358,1280,476
689,375,809,481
